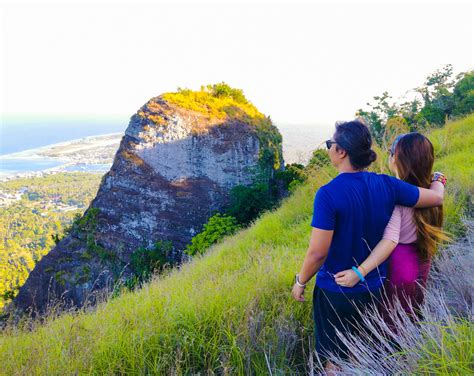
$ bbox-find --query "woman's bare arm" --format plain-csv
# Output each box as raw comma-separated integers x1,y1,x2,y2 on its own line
415,180,445,208
334,239,398,287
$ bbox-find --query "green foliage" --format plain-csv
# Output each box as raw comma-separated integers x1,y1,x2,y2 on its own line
162,83,283,175
356,91,399,143
274,163,307,193
67,207,100,235
204,82,248,104
357,65,473,144
453,71,474,117
1,288,18,301
185,213,241,256
54,271,66,287
163,82,261,121
415,319,474,375
415,103,447,127
130,240,174,282
417,64,455,104
0,172,102,311
307,148,331,169
226,183,276,225
430,114,474,237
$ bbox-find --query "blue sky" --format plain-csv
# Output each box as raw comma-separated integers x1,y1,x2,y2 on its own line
1,0,472,128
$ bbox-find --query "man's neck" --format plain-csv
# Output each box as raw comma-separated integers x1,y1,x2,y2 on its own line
337,164,361,174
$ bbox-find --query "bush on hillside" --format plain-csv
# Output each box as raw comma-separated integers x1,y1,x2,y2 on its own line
130,240,174,282
185,213,241,256
307,148,331,169
227,183,276,225
205,82,249,104
274,163,307,192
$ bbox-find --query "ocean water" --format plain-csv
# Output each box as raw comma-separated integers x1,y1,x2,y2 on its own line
0,118,128,155
0,118,127,177
0,158,66,175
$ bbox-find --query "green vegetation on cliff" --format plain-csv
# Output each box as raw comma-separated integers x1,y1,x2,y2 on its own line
162,82,283,173
0,114,472,374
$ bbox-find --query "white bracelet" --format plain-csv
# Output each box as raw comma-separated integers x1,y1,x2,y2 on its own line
295,274,306,288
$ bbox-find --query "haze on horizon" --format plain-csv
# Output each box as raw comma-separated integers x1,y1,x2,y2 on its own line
1,1,473,129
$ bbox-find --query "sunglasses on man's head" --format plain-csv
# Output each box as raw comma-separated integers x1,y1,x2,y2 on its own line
325,140,337,149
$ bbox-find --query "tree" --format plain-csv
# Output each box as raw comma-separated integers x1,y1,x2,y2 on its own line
452,71,474,117
227,183,275,225
356,92,400,144
414,64,456,126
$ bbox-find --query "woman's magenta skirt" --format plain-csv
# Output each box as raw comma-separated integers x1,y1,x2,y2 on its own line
384,242,431,314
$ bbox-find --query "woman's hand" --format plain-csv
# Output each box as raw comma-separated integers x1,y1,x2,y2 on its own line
334,269,361,287
291,283,305,302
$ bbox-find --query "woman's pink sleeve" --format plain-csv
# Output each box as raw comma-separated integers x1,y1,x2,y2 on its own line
383,205,402,243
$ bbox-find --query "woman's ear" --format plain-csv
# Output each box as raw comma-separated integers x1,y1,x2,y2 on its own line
389,154,397,174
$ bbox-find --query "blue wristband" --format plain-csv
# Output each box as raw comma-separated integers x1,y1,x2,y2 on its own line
352,266,366,282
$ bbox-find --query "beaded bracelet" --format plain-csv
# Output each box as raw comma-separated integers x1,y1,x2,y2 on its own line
431,172,447,186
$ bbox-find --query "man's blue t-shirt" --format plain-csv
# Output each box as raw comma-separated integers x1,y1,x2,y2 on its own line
311,171,420,293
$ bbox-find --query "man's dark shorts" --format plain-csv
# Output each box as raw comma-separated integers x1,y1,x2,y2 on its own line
313,285,382,363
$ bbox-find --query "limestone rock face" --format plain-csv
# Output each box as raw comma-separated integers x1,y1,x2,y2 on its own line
12,95,283,315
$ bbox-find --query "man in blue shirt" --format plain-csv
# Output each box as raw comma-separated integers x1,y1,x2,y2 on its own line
291,121,445,371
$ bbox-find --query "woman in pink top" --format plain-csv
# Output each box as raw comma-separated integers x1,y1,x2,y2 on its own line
334,132,448,315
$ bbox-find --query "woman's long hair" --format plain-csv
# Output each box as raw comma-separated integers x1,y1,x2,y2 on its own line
394,133,449,260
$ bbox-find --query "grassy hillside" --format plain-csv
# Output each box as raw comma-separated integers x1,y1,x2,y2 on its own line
0,115,472,375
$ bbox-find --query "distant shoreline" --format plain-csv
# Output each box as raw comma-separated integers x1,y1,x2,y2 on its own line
0,132,123,182
0,132,123,159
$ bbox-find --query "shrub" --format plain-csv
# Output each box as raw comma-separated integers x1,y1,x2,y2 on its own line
227,183,276,225
130,240,174,282
274,163,307,192
185,213,241,256
306,148,331,169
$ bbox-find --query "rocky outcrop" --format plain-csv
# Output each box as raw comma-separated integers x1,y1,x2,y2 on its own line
11,92,284,316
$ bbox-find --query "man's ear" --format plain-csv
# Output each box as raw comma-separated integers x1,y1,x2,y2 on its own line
335,146,346,160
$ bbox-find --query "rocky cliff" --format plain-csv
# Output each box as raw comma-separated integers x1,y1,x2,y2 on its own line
11,85,284,315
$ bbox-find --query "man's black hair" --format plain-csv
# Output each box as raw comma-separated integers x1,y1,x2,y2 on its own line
334,120,377,169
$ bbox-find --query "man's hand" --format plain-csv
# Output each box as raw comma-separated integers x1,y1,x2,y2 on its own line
291,283,305,302
334,269,360,287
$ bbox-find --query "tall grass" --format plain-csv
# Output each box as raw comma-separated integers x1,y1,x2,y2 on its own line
0,115,472,375
323,221,474,375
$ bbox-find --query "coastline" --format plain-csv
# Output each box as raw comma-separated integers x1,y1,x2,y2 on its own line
0,133,122,182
